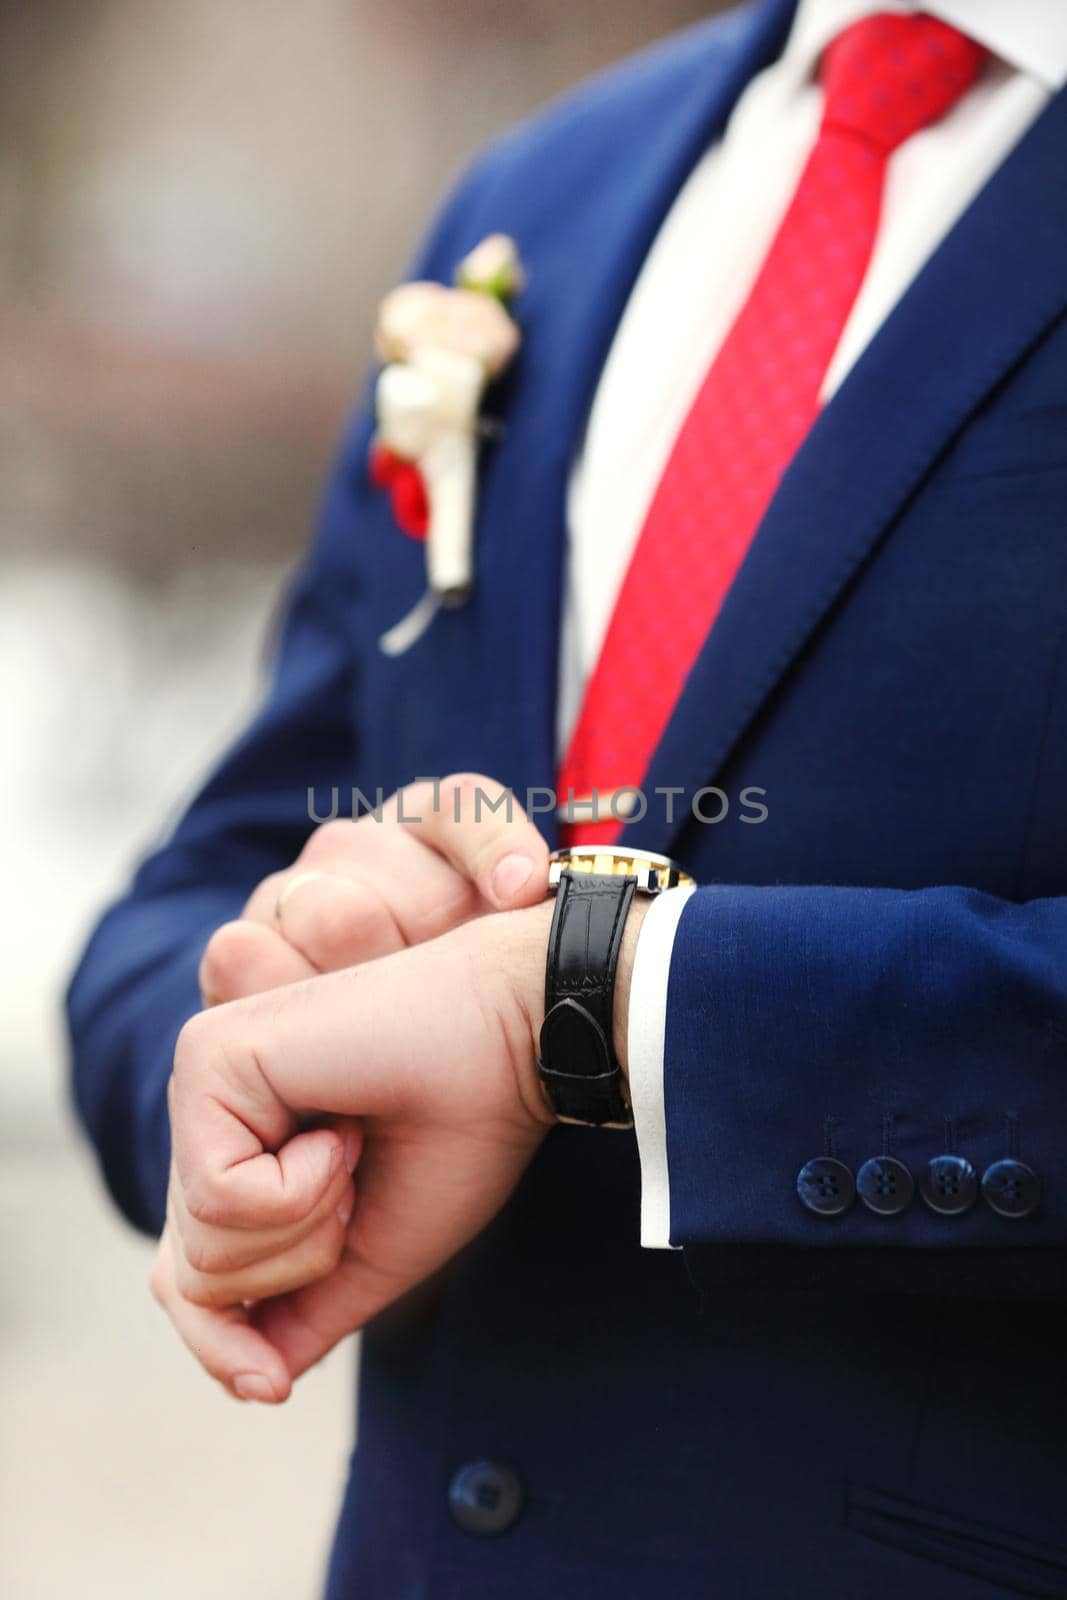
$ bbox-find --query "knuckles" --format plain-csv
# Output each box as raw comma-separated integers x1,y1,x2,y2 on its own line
179,1174,230,1230
172,1252,223,1306
173,1219,346,1307
302,817,361,864
302,772,527,861
172,1009,216,1089
439,771,506,824
168,1015,241,1228
301,1222,346,1281
307,884,385,967
177,1228,239,1277
199,919,262,1003
397,771,509,831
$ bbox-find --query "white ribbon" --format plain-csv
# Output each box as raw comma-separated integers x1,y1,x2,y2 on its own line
374,347,488,654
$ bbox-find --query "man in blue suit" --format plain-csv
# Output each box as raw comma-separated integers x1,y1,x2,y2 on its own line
69,1,1067,1594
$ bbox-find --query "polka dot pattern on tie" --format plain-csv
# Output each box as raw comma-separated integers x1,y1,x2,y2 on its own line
558,13,986,845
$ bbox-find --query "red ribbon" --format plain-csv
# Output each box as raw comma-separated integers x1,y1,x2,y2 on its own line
369,441,429,541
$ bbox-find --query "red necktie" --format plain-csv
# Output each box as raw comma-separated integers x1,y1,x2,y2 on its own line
559,13,985,843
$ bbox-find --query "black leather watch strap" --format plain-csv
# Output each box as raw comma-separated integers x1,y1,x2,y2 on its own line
538,869,635,1127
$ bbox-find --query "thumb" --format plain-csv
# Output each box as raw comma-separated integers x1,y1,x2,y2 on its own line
397,773,550,911
196,1125,352,1231
151,1229,293,1404
251,1256,405,1381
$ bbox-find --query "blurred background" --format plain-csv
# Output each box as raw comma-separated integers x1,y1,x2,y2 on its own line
0,2,721,1595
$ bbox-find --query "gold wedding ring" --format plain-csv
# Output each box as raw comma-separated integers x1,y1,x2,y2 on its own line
273,870,325,926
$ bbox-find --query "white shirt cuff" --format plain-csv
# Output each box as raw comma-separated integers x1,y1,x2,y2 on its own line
627,884,696,1249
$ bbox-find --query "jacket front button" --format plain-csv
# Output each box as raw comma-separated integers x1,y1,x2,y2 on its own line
981,1158,1041,1219
448,1460,524,1536
919,1154,978,1216
796,1157,855,1217
856,1155,914,1216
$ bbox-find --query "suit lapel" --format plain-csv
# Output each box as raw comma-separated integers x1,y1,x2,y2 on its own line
624,81,1067,854
467,0,798,842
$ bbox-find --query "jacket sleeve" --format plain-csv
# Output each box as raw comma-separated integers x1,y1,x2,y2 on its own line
65,149,505,1236
65,445,366,1234
660,882,1067,1298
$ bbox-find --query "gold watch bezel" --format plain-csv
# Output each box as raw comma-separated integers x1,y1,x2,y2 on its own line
547,846,694,896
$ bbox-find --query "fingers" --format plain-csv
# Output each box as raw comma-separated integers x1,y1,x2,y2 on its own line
243,840,476,958
172,1185,355,1309
273,873,408,972
150,1229,292,1403
169,1037,352,1229
169,1121,360,1273
199,918,317,1006
293,818,481,945
176,915,531,1131
252,1253,404,1382
389,773,549,911
241,868,329,930
161,911,546,1398
233,773,547,987
158,1110,362,1399
207,1129,348,1230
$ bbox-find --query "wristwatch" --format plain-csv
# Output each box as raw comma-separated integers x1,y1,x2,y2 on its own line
538,847,695,1127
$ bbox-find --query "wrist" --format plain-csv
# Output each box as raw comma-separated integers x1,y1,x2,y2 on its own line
492,898,558,1126
499,888,649,1119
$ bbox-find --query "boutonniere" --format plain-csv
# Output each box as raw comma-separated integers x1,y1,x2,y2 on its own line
370,234,525,655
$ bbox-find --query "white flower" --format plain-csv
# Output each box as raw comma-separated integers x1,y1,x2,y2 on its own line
376,282,519,377
373,238,525,656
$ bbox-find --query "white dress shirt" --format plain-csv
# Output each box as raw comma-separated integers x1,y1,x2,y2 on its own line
557,0,1067,1247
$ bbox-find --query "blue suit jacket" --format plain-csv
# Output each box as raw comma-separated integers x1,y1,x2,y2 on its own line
68,2,1067,1594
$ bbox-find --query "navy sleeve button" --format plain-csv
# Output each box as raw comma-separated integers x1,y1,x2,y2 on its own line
796,1157,855,1216
919,1154,978,1216
981,1158,1041,1220
448,1460,524,1536
856,1155,914,1216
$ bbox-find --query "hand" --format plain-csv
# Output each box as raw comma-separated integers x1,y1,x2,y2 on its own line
198,773,550,1006
157,773,548,1397
152,900,558,1404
